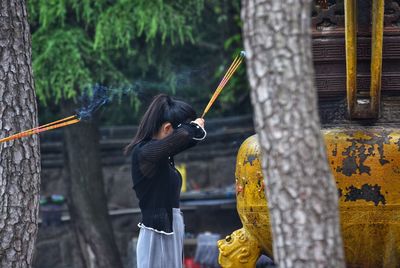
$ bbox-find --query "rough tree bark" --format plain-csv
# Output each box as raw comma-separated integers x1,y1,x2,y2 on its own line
242,1,345,267
62,102,123,268
0,1,41,267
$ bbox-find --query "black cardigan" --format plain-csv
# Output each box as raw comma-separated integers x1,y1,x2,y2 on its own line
131,122,206,233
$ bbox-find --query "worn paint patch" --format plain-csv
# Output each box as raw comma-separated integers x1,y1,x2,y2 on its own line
338,188,343,197
344,184,386,206
332,144,338,156
246,212,258,226
236,180,243,195
393,166,400,174
244,154,257,166
256,179,265,199
336,131,391,177
337,156,361,176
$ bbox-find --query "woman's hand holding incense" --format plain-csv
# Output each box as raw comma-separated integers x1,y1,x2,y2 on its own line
193,118,205,128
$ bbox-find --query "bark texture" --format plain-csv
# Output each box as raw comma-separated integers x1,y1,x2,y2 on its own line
0,1,41,267
62,102,123,268
242,1,346,267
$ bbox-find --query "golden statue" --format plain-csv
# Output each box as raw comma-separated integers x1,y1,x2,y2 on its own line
218,228,262,268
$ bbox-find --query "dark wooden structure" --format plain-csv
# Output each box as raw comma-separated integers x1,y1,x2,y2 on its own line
312,0,400,103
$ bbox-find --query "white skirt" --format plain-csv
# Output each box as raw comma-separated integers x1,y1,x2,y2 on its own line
137,208,185,268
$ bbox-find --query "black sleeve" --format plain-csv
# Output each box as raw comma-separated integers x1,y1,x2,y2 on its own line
139,122,206,163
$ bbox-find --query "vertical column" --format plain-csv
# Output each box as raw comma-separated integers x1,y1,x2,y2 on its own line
344,0,358,118
370,0,384,117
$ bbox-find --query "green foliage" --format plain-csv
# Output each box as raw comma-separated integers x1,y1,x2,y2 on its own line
94,0,203,49
33,28,90,104
28,0,105,29
29,0,252,124
29,0,204,108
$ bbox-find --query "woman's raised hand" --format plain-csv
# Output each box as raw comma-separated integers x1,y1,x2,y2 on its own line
193,118,205,128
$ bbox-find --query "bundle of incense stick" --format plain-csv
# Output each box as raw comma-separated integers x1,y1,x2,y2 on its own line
0,115,80,144
202,50,246,118
0,52,245,143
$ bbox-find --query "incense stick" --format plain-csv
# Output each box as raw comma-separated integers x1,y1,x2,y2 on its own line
19,115,78,135
1,51,246,143
214,55,241,91
202,51,245,118
218,57,243,91
0,116,80,143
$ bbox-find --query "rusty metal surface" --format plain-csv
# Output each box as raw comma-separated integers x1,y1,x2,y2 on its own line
326,128,400,267
218,130,400,267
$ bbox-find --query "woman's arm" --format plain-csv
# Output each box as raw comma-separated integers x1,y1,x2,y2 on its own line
139,122,206,162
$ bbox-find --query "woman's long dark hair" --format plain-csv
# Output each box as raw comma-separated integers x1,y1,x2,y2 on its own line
124,94,197,155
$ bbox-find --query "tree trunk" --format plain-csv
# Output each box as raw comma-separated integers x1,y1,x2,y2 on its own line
0,1,41,267
242,1,345,267
61,101,123,268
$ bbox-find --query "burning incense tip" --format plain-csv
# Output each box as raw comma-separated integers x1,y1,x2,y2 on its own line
0,85,112,144
240,51,246,57
77,84,110,121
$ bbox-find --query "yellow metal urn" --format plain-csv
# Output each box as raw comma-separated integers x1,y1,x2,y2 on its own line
218,130,400,268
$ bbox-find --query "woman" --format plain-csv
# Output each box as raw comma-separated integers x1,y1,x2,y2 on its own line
125,94,206,268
